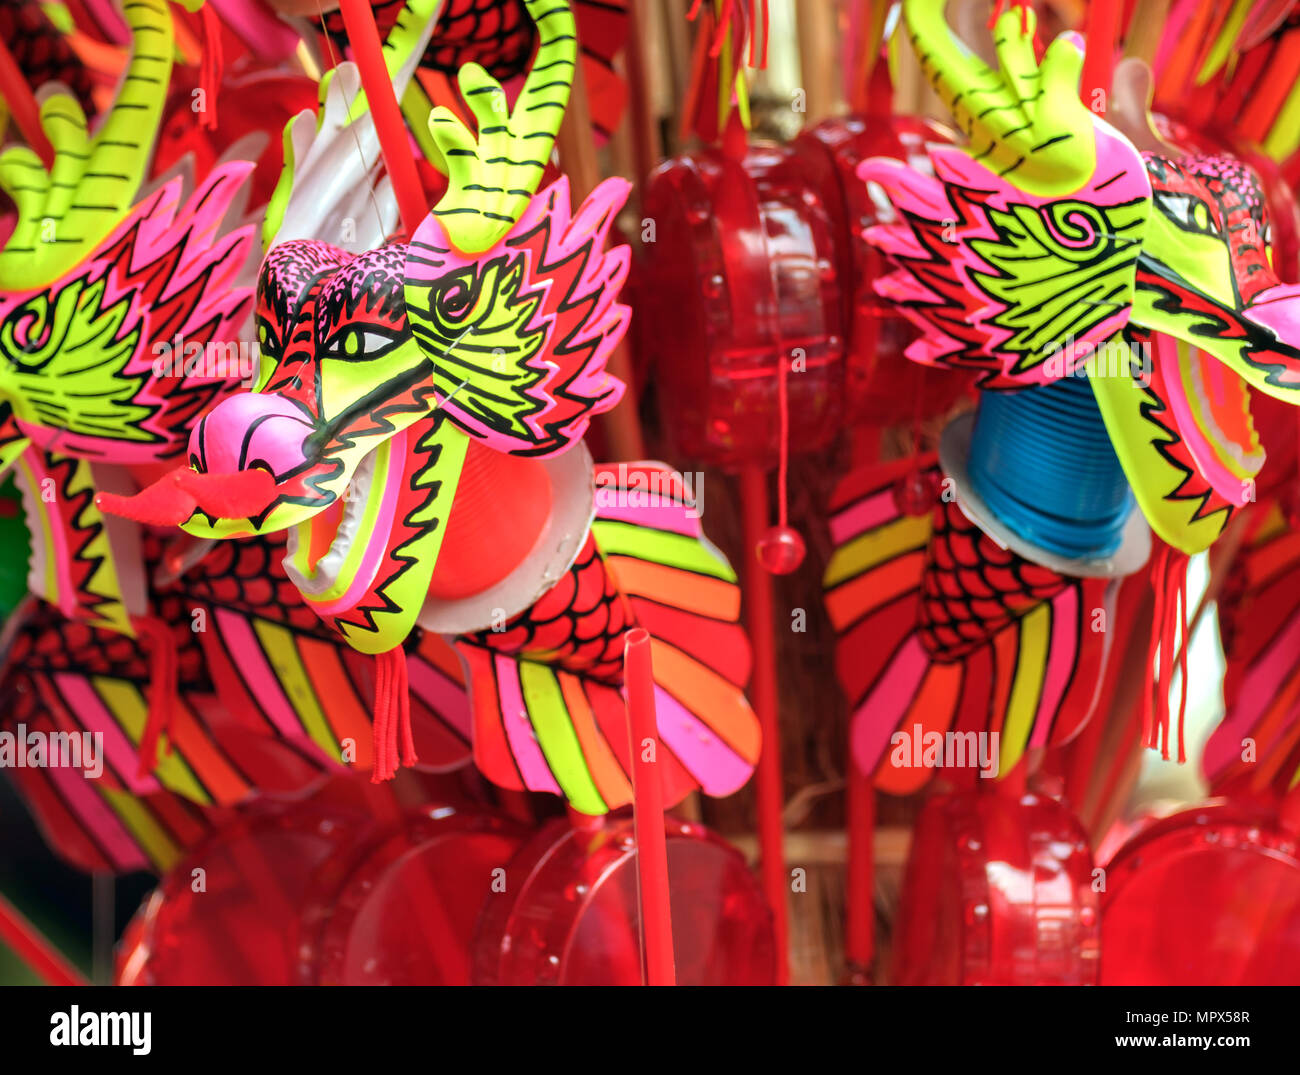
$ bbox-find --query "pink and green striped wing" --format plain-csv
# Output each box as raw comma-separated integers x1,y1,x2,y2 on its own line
823,456,1113,793
199,608,473,776
3,675,214,875
457,462,760,814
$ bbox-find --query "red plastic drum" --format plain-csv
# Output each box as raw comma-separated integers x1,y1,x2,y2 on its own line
794,115,974,430
305,803,528,985
116,793,382,986
118,777,529,986
637,141,846,470
892,790,1099,985
472,814,778,985
1100,802,1300,985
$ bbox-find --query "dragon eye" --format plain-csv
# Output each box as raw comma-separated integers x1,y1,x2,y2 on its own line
1155,191,1219,238
254,317,284,391
322,323,406,361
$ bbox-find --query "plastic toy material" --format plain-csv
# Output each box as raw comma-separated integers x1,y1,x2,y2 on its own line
116,795,381,986
306,803,527,985
891,790,1099,986
794,114,976,430
638,141,847,470
472,814,778,985
1100,802,1300,985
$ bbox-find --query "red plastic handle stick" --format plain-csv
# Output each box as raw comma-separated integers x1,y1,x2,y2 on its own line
843,757,875,982
623,628,676,986
335,0,428,237
0,37,55,168
740,466,789,984
1081,0,1123,113
0,893,87,986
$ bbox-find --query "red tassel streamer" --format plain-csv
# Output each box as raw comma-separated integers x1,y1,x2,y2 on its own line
1143,546,1191,763
371,646,415,782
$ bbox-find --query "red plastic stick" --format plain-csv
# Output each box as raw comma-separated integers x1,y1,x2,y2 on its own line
0,893,88,986
1081,0,1123,112
335,0,428,237
623,627,676,986
739,466,789,984
0,37,55,168
843,757,875,983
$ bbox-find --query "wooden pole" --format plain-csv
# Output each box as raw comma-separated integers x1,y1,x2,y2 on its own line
842,759,875,984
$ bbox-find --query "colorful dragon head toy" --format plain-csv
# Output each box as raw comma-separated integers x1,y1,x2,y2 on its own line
102,0,761,811
863,0,1300,556
0,0,255,467
0,0,256,632
820,0,1300,793
110,0,629,659
0,0,581,879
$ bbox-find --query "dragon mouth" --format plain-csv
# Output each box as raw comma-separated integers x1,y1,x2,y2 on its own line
1092,330,1263,553
1159,337,1264,501
282,431,406,603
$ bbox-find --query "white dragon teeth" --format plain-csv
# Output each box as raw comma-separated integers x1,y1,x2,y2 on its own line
283,446,380,596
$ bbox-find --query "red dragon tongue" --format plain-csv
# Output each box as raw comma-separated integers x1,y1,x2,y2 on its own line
96,468,198,525
174,468,276,519
96,468,277,525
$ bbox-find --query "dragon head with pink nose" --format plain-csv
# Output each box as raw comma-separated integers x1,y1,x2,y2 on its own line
101,0,631,656
863,0,1300,555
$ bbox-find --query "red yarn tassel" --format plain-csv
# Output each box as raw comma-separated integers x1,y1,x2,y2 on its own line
132,615,178,779
1143,547,1191,763
1143,546,1166,750
371,646,415,782
1160,566,1176,759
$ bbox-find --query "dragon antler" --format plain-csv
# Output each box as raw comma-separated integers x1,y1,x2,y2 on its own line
0,0,179,290
424,0,576,254
905,0,1099,198
860,1,1152,382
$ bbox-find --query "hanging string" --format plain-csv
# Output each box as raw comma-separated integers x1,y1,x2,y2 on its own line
967,376,1135,560
1176,554,1189,764
1142,545,1165,750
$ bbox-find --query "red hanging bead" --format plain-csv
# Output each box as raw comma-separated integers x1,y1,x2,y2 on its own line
756,525,806,575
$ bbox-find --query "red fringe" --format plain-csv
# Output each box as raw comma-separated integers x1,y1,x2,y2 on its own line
371,646,416,782
1143,546,1190,763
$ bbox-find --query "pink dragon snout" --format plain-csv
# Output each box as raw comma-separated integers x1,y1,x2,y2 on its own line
190,393,316,478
